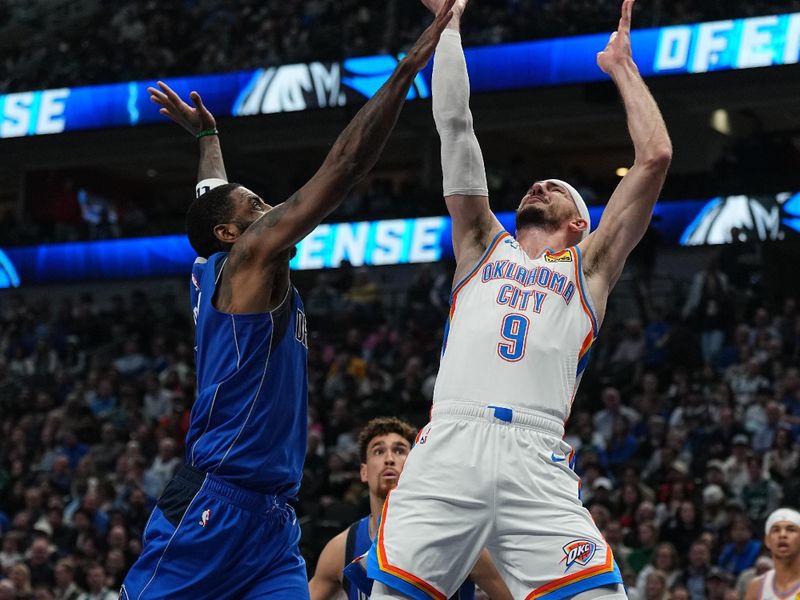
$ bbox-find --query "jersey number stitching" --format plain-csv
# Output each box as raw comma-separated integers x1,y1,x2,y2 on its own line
497,313,530,362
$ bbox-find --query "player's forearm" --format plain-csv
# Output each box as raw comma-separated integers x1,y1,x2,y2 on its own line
609,61,672,167
198,135,228,182
322,60,417,188
432,31,488,197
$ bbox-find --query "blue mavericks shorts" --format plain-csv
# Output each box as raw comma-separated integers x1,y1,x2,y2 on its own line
121,465,308,600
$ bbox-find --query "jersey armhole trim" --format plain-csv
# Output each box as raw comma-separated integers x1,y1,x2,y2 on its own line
450,230,510,303
569,246,598,338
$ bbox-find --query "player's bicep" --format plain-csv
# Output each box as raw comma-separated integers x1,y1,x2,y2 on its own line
445,194,502,265
582,160,667,288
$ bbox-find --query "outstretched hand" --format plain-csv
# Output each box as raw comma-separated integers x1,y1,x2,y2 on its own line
597,0,635,74
420,0,467,26
404,0,457,71
147,81,216,136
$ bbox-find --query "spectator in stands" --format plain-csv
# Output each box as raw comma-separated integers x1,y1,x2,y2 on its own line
717,517,761,576
76,564,115,600
52,559,82,600
636,541,683,591
593,386,640,443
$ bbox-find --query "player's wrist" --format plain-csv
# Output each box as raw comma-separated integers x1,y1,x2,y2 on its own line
196,128,219,140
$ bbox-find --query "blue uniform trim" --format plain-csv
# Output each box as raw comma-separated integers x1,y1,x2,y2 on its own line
488,405,513,423
343,557,373,598
367,547,439,600
531,562,623,600
440,314,451,357
576,348,593,378
572,246,598,338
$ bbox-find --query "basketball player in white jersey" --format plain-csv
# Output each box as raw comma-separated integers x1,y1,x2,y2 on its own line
745,509,800,600
358,1,672,599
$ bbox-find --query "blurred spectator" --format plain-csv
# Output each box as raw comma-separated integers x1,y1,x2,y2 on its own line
52,559,81,600
76,564,115,600
681,541,712,600
717,517,761,576
636,542,683,591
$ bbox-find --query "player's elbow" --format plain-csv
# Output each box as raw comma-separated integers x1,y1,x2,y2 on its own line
640,144,672,171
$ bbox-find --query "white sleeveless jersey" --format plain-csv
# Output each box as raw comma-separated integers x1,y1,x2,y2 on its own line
757,570,800,600
433,230,598,423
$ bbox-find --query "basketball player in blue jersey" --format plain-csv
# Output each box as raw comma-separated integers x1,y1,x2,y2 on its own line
119,5,458,599
359,1,672,599
308,417,512,600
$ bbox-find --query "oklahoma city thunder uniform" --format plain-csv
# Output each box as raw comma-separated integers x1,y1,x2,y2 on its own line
364,230,622,600
343,516,475,600
122,252,309,600
755,570,800,600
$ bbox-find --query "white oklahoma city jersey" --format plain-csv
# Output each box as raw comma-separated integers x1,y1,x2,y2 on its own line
434,230,598,422
758,570,800,600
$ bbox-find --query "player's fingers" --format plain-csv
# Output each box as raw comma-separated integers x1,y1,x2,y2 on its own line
436,0,456,22
620,0,633,31
158,81,185,106
149,89,170,105
191,92,209,113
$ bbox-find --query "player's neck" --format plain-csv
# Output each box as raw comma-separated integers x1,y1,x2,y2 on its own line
774,556,800,587
516,226,573,258
368,492,387,538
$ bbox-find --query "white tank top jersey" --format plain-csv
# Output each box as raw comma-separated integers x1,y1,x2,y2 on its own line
758,570,800,600
433,230,598,423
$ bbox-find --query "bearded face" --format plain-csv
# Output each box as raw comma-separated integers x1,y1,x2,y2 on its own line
515,181,579,233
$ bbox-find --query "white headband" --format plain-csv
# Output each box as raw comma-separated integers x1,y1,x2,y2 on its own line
547,179,591,240
195,178,228,199
765,508,800,534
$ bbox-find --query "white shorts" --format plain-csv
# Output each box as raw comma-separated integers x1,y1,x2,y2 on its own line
364,401,622,600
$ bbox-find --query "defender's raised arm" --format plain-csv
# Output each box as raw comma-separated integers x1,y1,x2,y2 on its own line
148,83,228,195
232,1,456,264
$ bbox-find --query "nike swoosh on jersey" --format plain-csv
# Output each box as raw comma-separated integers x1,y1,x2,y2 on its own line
551,452,567,462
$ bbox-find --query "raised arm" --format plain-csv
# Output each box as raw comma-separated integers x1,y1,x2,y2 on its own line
426,0,503,283
580,0,672,313
231,1,456,264
147,83,229,196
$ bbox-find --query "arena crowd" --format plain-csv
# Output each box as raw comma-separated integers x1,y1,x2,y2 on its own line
0,246,797,598
1,0,798,93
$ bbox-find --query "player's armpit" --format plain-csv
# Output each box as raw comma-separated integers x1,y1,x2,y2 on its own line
579,152,670,295
446,196,504,284
308,531,348,600
468,549,513,600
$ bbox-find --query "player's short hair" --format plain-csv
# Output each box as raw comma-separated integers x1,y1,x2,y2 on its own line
185,182,241,258
358,417,417,463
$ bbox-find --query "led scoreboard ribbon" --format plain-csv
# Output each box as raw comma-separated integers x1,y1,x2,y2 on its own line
2,13,800,138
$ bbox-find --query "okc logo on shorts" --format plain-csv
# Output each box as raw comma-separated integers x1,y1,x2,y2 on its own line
199,509,212,527
560,539,596,572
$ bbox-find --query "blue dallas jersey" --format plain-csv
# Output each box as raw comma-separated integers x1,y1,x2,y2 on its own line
344,516,475,600
186,252,308,498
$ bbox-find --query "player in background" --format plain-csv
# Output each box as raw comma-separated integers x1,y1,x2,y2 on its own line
744,508,800,600
120,4,458,598
308,417,512,600
360,0,672,599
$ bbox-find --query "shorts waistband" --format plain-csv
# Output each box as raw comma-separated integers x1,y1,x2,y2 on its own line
174,464,290,513
431,401,565,437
